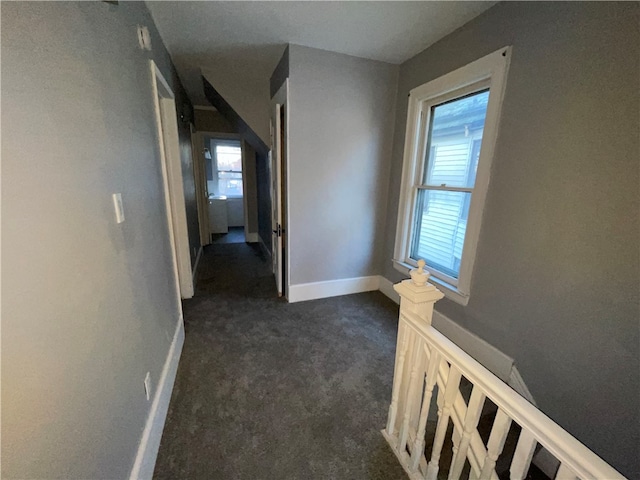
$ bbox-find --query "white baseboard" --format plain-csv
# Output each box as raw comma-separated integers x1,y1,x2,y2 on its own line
288,275,380,303
508,364,537,406
378,276,401,304
192,245,203,287
245,232,259,243
129,317,185,480
432,311,514,382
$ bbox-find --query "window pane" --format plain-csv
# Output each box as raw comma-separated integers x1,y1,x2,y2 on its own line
411,189,471,279
218,178,243,197
423,89,489,188
218,171,242,179
216,145,242,172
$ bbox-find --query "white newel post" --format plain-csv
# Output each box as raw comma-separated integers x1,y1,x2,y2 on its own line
394,260,444,326
382,262,626,480
384,260,444,446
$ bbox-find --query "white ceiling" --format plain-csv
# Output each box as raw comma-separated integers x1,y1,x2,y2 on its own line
147,1,496,139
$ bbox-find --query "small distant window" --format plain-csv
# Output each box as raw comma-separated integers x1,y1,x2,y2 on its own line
210,141,242,197
393,47,511,305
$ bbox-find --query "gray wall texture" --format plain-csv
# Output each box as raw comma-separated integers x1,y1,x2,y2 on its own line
194,109,235,134
270,45,290,98
243,142,260,236
288,44,399,284
2,2,198,478
381,3,639,477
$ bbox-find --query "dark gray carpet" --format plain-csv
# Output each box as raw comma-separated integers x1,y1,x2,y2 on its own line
211,227,246,245
153,242,407,479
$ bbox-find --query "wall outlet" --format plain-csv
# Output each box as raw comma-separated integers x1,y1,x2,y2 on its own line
144,372,151,401
137,25,152,51
112,193,125,224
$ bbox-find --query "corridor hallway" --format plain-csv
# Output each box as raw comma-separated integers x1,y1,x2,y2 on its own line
153,242,406,479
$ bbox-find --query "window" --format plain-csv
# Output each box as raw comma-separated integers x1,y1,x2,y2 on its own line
208,140,243,197
394,47,511,305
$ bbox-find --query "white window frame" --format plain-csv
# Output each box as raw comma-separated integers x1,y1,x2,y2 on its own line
393,47,512,306
211,139,243,198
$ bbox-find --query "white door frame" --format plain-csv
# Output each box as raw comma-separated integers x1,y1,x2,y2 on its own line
197,132,248,239
150,60,194,299
270,79,290,299
191,127,210,246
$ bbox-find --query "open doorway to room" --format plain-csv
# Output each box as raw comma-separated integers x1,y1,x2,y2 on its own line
193,127,260,247
205,137,246,244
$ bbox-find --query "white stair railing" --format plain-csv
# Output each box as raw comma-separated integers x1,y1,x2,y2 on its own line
382,261,626,480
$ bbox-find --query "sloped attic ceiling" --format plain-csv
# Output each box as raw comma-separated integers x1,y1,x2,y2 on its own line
147,1,496,144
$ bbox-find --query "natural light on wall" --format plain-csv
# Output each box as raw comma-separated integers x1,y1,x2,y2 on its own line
394,47,511,305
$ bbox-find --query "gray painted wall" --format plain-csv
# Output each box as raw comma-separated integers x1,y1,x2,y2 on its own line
201,64,271,145
194,109,235,134
243,143,260,236
381,3,639,476
270,45,290,98
288,45,399,284
181,122,200,267
2,2,196,478
256,151,273,252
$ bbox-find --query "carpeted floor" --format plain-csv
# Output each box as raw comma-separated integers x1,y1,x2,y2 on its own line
211,227,246,245
153,242,407,479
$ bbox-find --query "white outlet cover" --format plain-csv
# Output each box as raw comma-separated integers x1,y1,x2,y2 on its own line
112,193,125,224
137,25,152,51
144,372,151,401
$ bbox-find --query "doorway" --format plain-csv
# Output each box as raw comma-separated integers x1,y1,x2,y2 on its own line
194,132,256,246
270,79,290,299
150,60,194,299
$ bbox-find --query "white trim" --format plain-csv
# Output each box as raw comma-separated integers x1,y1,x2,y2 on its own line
378,276,514,381
129,317,184,480
508,364,537,406
192,130,211,246
192,245,203,287
393,47,511,306
245,232,259,243
432,310,514,381
150,60,194,299
378,276,401,304
288,275,380,303
397,309,625,480
271,79,291,299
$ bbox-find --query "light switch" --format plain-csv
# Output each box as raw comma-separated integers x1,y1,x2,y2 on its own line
112,193,125,224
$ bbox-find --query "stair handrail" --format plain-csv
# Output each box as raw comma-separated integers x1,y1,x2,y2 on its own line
400,308,625,480
382,262,626,480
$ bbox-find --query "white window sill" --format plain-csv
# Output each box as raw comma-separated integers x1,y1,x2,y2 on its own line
392,259,470,306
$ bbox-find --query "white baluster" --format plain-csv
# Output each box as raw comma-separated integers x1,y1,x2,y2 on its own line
555,463,579,480
386,324,411,437
388,260,444,440
479,409,512,480
409,347,441,472
399,334,424,452
426,364,462,480
510,429,537,480
448,386,486,480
